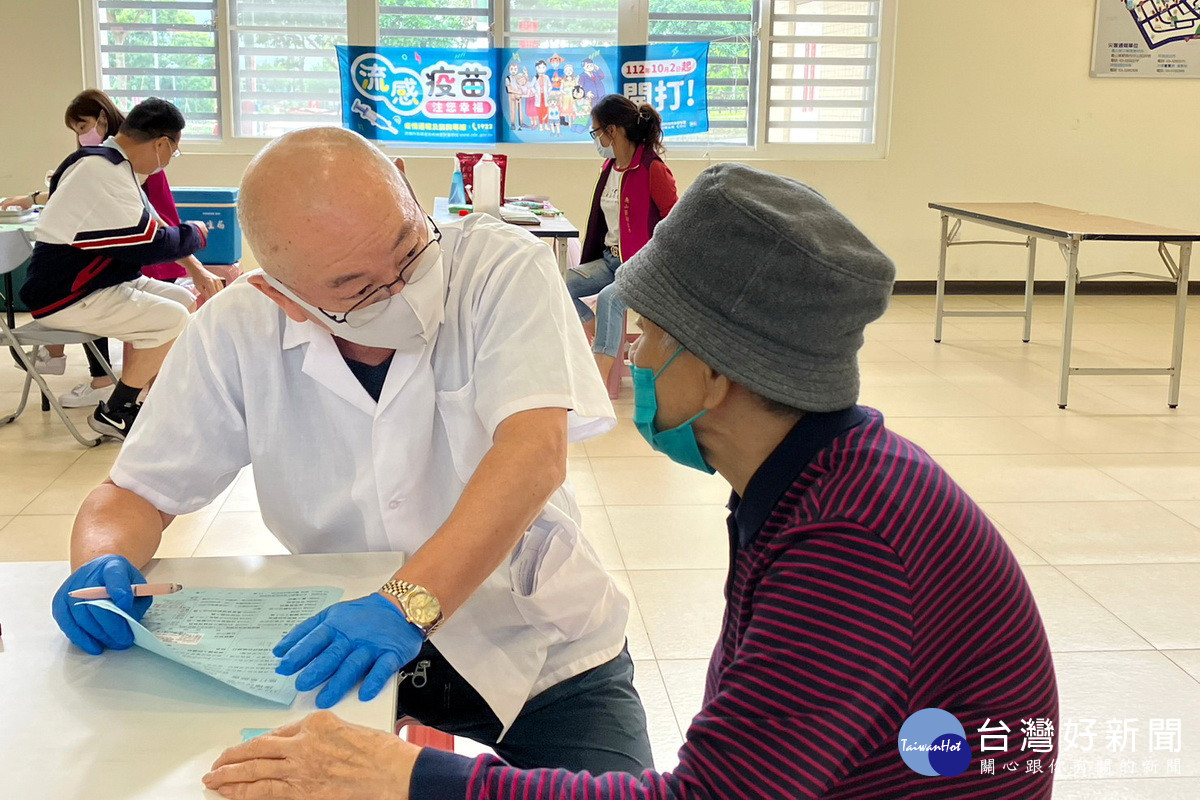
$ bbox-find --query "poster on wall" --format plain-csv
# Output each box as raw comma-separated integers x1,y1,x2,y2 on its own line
497,43,709,143
337,46,499,144
1091,0,1200,77
338,43,708,145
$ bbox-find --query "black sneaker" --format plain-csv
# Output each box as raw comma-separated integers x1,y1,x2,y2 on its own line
87,401,140,440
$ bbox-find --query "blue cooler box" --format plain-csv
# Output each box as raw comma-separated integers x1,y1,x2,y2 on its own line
172,187,241,265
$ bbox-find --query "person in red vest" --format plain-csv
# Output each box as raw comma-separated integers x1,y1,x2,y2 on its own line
566,94,678,384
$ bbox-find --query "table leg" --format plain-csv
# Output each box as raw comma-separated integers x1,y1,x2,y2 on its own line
554,237,570,277
1023,236,1037,343
1169,241,1192,408
1058,239,1081,409
934,214,950,343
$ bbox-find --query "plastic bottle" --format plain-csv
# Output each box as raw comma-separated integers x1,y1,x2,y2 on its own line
448,158,466,205
473,154,502,218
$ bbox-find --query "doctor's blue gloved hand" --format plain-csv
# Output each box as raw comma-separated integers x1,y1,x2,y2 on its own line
51,554,151,655
274,593,423,709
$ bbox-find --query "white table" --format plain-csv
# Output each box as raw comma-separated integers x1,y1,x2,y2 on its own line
432,197,580,275
929,202,1200,408
0,553,401,799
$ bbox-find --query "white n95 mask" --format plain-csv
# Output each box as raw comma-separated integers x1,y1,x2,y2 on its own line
259,245,446,351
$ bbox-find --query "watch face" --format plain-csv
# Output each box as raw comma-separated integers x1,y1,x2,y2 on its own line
405,590,441,626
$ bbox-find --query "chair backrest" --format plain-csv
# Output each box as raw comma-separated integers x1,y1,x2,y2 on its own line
0,229,34,277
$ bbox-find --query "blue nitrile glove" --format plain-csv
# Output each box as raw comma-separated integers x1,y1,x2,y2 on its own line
51,554,151,655
273,593,423,709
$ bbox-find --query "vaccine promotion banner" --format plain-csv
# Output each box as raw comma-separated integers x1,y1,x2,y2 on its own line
337,46,500,144
498,43,708,143
338,43,709,145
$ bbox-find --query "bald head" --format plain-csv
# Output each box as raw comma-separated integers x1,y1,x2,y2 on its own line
239,127,421,285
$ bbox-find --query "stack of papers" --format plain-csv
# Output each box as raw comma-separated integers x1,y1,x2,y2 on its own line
84,585,344,705
499,204,541,226
0,208,36,224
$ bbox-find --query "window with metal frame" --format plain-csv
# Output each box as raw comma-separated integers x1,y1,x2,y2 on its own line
765,0,883,144
503,0,618,50
379,0,491,49
91,0,889,149
95,0,222,138
649,0,755,146
230,0,348,138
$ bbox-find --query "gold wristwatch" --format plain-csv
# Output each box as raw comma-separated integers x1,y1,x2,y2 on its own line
379,579,444,637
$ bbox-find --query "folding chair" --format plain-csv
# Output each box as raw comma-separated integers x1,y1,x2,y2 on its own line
1,245,118,447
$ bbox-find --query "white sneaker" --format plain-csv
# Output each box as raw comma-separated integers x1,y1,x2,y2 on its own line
33,352,67,375
59,382,114,408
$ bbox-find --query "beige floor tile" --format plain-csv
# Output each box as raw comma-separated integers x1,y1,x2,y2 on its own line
565,459,603,506
1163,650,1200,685
997,528,1047,566
860,382,1006,418
191,512,288,558
153,512,217,559
1021,566,1151,652
0,475,61,515
578,504,624,571
0,515,74,561
1054,651,1200,778
631,660,684,772
656,658,709,735
22,480,101,515
591,457,729,506
1017,416,1200,454
1084,454,1200,501
983,502,1200,565
1050,779,1200,798
626,569,725,660
1157,502,1200,531
886,416,1065,455
606,505,728,570
218,468,259,513
936,454,1143,503
1057,564,1200,650
583,416,661,459
609,570,654,661
856,361,946,389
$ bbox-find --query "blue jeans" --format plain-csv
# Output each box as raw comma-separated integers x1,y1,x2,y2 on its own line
566,251,627,358
397,641,653,772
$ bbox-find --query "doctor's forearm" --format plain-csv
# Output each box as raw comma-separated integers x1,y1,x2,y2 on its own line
394,408,568,617
70,480,172,570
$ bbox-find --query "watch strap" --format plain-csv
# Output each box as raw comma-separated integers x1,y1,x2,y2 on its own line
379,579,444,636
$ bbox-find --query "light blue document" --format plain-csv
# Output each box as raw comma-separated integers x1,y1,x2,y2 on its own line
83,586,344,705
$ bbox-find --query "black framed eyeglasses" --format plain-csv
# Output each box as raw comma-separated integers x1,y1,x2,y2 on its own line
588,128,603,140
317,217,442,328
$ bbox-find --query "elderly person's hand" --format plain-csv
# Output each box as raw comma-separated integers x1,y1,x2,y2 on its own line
0,194,34,211
203,711,422,799
182,256,224,303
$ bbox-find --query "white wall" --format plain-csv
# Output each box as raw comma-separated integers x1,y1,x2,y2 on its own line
2,0,1197,280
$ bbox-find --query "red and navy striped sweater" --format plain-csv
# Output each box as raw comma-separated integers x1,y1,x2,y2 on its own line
20,145,206,317
414,407,1058,799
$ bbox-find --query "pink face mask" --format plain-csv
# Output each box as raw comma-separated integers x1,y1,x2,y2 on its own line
77,127,104,147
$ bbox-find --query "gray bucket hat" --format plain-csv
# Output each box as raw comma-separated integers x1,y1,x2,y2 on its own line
615,162,895,412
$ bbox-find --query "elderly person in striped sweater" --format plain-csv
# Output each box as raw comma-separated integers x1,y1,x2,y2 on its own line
204,164,1059,800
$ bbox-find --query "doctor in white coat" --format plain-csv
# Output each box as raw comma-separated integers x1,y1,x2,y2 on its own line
50,127,652,774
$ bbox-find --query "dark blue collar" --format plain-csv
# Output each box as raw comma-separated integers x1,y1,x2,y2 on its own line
728,406,869,549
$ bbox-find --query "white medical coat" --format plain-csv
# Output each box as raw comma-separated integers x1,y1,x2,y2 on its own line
110,215,628,730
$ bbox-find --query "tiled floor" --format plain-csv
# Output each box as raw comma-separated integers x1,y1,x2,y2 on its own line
6,293,1200,794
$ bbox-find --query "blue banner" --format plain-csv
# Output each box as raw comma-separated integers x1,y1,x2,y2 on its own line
338,43,708,145
337,46,499,145
615,43,709,138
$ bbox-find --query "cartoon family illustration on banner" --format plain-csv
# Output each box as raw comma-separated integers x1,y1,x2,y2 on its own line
336,43,709,145
501,49,613,139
